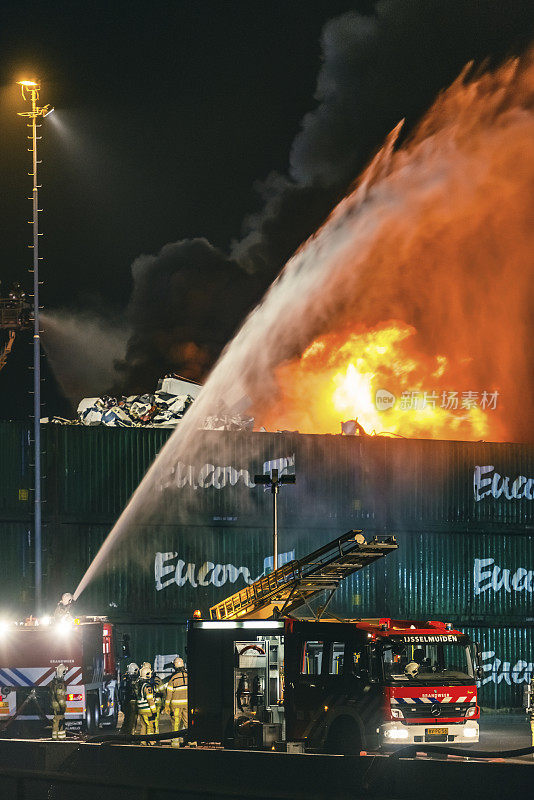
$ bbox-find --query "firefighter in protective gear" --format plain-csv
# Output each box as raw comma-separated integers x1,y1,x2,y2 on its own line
53,592,74,620
139,661,163,732
50,664,68,740
120,662,139,735
152,671,165,733
164,656,188,747
136,663,157,745
140,661,164,733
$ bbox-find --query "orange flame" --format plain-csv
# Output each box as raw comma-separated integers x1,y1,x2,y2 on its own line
247,56,534,443
259,322,491,439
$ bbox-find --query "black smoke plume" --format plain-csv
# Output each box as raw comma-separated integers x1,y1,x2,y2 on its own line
78,2,534,393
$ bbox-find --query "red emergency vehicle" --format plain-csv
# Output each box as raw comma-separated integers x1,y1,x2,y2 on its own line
346,617,480,746
188,531,482,753
0,616,118,735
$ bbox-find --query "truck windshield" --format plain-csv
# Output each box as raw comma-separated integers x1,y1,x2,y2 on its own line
381,641,475,682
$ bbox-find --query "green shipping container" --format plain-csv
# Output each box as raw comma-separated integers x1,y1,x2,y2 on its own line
461,626,533,709
0,521,33,615
38,523,533,628
113,623,187,674
29,427,534,530
0,423,32,520
0,423,533,711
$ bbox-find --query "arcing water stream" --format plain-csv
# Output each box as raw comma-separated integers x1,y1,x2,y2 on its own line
75,55,534,599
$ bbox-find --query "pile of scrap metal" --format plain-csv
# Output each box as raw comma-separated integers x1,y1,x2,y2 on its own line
204,403,254,432
42,376,255,431
76,375,202,428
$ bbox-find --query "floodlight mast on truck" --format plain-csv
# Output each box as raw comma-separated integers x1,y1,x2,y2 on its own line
188,530,483,754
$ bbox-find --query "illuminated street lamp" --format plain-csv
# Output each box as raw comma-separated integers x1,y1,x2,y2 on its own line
17,79,54,613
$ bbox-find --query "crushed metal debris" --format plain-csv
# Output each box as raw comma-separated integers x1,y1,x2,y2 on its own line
42,375,254,430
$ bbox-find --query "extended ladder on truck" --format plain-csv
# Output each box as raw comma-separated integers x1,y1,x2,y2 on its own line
209,530,398,621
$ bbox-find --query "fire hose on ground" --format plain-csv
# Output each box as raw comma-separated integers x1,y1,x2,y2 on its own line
86,728,189,745
85,728,534,758
389,742,534,759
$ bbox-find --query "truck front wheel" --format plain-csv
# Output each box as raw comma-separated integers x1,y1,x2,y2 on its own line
324,717,362,755
100,689,119,729
86,694,100,735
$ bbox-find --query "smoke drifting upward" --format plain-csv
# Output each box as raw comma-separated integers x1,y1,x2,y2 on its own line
115,1,534,394
75,52,534,597
41,311,129,408
116,239,259,392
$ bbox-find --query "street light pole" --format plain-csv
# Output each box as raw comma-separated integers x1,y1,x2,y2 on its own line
17,80,53,614
254,468,296,572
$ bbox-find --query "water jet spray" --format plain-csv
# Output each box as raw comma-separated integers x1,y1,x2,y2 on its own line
75,54,534,597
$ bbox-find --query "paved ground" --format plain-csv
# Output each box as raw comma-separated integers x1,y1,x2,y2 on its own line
121,710,533,761
479,712,531,751
469,712,533,763
409,712,533,764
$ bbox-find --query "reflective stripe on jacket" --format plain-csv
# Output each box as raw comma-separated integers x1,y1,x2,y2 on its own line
137,680,156,712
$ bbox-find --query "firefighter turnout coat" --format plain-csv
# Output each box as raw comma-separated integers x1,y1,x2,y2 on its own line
136,678,157,744
164,667,188,747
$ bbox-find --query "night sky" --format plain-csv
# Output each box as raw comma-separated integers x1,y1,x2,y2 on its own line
1,1,534,420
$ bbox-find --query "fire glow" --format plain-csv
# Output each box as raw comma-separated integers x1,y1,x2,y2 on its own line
249,57,534,443
74,53,534,598
259,322,490,439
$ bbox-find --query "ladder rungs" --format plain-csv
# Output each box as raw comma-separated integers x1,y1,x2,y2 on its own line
209,531,398,620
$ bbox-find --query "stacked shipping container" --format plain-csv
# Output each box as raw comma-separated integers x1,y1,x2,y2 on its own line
0,422,532,707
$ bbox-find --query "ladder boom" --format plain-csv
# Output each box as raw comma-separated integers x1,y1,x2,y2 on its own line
209,530,398,621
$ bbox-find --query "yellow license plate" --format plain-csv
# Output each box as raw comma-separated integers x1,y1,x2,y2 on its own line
426,727,448,735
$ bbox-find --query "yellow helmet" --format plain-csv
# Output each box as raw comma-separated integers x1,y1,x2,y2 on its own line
173,656,184,670
140,663,152,680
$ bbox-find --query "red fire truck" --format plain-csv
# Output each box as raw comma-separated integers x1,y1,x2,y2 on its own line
187,531,482,753
0,615,118,735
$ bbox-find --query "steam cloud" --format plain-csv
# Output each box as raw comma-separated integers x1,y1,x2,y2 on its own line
41,311,129,406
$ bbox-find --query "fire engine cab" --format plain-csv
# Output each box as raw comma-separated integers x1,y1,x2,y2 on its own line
0,615,118,736
187,531,482,753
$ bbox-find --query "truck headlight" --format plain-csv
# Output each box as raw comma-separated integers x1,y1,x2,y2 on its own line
465,705,477,718
390,707,404,719
57,617,73,635
463,727,478,738
385,729,409,740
